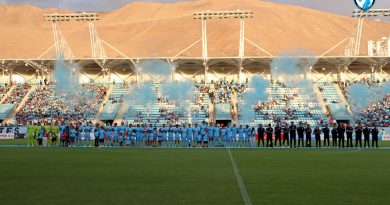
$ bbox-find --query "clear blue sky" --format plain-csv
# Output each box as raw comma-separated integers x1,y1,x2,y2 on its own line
1,0,390,16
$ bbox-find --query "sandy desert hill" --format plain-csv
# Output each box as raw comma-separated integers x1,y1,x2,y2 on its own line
0,0,390,59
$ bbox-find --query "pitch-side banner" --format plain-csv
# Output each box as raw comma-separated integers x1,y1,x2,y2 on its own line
381,128,390,141
0,126,27,139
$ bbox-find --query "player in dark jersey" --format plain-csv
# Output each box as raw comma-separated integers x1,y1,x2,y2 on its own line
363,125,370,148
297,122,305,147
289,122,297,148
346,123,353,148
337,123,345,148
331,123,338,147
314,125,321,148
266,124,273,148
257,124,265,147
355,123,363,148
282,123,289,147
322,124,330,147
372,126,379,148
274,123,282,147
305,124,312,147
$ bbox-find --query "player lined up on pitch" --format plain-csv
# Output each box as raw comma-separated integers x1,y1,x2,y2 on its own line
26,121,381,148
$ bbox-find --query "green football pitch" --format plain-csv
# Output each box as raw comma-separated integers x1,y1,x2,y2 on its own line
1,147,390,205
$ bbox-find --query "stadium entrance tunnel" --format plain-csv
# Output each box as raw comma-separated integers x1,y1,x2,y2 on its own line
336,120,350,125
216,120,232,127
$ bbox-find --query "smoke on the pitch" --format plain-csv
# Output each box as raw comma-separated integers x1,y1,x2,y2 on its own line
239,76,269,123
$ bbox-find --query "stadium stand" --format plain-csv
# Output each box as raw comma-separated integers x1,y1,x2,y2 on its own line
0,83,11,101
241,81,328,126
16,83,107,124
3,83,31,106
317,82,351,121
195,80,246,104
123,82,208,126
358,94,390,127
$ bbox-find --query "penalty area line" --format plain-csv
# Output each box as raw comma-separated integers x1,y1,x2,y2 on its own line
227,148,253,205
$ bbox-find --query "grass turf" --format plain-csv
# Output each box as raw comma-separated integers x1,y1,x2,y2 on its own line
0,148,389,205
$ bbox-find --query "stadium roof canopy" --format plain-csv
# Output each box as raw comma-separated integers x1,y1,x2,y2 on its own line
1,56,389,73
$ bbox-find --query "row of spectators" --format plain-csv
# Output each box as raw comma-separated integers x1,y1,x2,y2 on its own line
0,83,11,100
194,79,247,104
358,94,390,127
3,83,31,105
251,81,326,125
340,78,389,127
16,83,107,125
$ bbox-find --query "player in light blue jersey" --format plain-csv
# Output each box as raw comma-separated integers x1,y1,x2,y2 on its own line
125,130,131,146
203,127,209,148
187,124,194,147
167,125,174,148
221,125,227,147
208,123,214,146
244,125,251,147
135,124,142,147
194,124,201,147
130,127,137,146
160,124,168,147
99,126,105,147
231,124,238,147
174,124,181,147
200,121,207,136
105,123,112,147
181,124,188,147
213,124,221,147
59,123,66,147
83,122,91,146
141,124,147,148
225,126,232,147
112,123,119,146
238,125,245,147
75,123,83,146
127,124,134,146
152,127,158,147
119,122,126,145
69,125,77,147
147,124,154,146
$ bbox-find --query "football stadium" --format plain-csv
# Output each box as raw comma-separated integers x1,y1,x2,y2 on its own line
0,0,390,204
